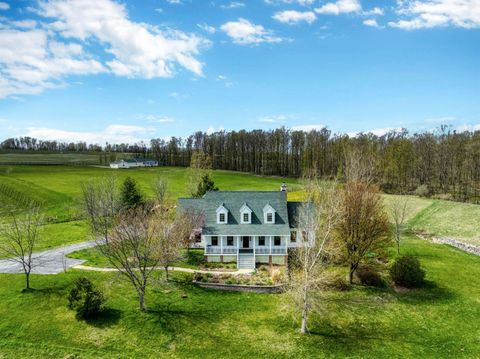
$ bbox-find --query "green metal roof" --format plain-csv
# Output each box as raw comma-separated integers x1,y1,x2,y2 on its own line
178,191,305,236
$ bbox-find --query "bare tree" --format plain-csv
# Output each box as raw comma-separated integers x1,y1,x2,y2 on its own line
287,180,341,334
81,176,119,244
336,182,391,284
151,176,168,205
0,205,43,290
180,206,205,252
390,197,409,254
344,146,377,184
99,208,162,311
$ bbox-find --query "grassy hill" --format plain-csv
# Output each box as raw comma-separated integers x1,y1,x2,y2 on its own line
0,236,479,358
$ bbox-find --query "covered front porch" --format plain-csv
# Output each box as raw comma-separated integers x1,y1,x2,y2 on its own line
204,235,288,255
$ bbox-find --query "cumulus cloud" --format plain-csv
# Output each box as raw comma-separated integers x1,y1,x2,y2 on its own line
197,23,216,33
24,124,149,144
0,2,9,10
315,0,362,15
348,127,403,137
291,124,325,131
220,18,283,44
363,19,380,27
389,0,480,29
363,7,384,16
273,10,317,24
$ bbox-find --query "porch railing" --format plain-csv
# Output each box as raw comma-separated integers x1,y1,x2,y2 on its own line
205,246,287,255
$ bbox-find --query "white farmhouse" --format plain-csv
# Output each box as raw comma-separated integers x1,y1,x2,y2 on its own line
110,158,158,169
178,188,314,269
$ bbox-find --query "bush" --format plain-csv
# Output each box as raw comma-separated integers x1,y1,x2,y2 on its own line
357,266,385,288
68,277,105,319
415,185,430,197
323,272,350,291
390,255,425,288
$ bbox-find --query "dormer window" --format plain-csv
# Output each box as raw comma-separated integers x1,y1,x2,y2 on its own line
216,204,229,224
263,204,276,224
240,203,253,224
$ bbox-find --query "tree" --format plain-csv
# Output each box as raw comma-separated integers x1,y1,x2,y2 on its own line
68,277,105,319
287,180,341,334
0,205,43,290
120,177,144,209
188,151,214,197
336,182,391,284
193,173,218,198
81,176,119,244
390,197,409,254
151,176,168,205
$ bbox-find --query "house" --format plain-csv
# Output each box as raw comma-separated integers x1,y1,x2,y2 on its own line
110,158,158,169
178,187,314,269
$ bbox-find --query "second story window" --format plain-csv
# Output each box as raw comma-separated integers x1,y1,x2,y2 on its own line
243,213,249,222
266,213,273,223
219,213,226,223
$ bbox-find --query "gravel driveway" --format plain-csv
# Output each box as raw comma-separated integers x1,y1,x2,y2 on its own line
0,240,100,275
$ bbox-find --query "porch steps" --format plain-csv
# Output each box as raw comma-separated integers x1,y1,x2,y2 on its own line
238,254,255,269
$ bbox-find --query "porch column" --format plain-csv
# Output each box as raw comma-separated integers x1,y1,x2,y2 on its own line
269,235,272,254
220,235,224,254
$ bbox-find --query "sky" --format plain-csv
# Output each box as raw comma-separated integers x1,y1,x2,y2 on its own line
0,0,479,144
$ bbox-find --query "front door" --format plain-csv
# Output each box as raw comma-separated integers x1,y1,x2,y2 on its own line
242,236,250,248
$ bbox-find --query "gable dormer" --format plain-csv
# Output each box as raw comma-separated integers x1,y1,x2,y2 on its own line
216,204,229,224
263,203,276,224
239,203,253,224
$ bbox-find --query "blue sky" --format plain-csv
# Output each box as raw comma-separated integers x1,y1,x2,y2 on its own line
0,0,479,144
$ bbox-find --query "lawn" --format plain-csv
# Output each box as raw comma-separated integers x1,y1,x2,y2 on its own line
0,236,479,358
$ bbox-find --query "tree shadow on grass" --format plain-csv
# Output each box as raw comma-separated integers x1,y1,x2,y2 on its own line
83,308,122,328
394,280,456,304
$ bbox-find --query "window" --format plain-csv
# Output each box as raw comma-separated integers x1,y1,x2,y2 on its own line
266,212,273,223
243,213,249,223
259,236,265,246
211,236,218,246
227,236,234,246
290,231,297,243
274,236,281,246
219,213,226,223
302,231,308,242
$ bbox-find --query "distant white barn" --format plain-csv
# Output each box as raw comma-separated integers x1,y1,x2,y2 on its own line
110,158,158,169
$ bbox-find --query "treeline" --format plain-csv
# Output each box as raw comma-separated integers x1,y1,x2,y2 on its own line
2,126,480,202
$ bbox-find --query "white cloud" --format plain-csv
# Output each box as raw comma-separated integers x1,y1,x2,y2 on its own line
0,2,9,10
273,10,317,24
143,115,175,123
363,7,384,16
206,126,225,135
0,28,106,99
259,114,293,123
389,0,480,29
315,0,362,15
38,0,209,79
220,2,245,9
220,18,283,45
348,127,403,137
24,124,149,144
455,123,480,132
154,8,163,13
197,23,216,34
363,19,380,27
10,20,37,29
291,124,325,131
166,0,182,4
265,0,315,5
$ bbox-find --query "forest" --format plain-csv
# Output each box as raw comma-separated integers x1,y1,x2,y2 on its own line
2,125,480,203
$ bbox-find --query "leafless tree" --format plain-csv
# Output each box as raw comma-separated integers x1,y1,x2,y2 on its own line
390,197,409,254
81,176,119,244
99,208,162,311
151,176,168,205
180,206,205,252
336,182,391,284
0,205,43,290
287,179,341,334
344,146,378,184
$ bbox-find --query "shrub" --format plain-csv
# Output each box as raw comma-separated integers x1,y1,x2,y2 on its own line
357,266,385,288
323,272,350,291
415,185,430,198
390,255,425,288
68,277,105,319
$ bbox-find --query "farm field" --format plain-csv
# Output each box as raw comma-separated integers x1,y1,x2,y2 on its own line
0,152,104,165
0,236,479,358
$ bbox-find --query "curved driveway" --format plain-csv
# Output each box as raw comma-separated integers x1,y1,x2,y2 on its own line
0,240,99,275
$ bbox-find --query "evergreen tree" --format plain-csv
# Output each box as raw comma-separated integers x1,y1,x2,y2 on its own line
193,173,218,198
120,177,144,209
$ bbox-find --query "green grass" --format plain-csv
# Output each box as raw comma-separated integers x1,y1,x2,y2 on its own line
0,236,479,358
0,152,103,165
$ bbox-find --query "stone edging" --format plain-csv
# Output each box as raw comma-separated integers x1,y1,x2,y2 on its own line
193,281,286,293
432,237,480,256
